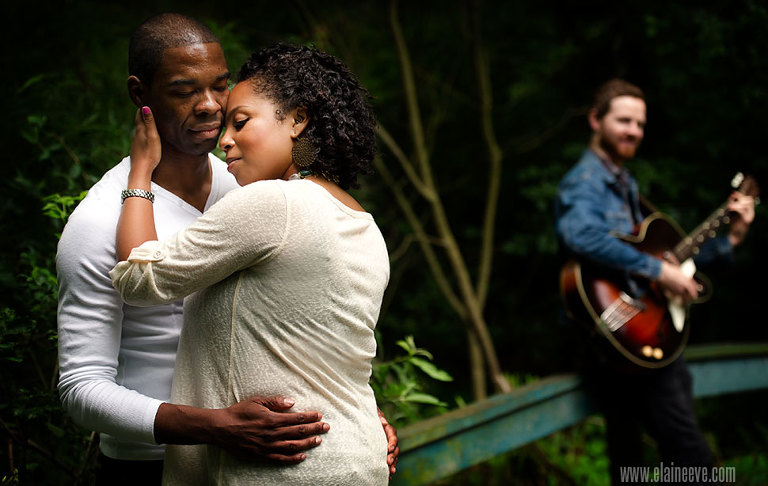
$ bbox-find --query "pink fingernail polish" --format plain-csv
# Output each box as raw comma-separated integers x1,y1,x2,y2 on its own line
142,106,150,115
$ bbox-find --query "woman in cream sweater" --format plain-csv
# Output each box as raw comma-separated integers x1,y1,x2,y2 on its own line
111,43,390,485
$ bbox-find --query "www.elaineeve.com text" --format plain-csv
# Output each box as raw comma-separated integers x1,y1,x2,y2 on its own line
620,463,736,483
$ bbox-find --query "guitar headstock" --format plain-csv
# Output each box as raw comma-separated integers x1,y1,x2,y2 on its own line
731,172,760,204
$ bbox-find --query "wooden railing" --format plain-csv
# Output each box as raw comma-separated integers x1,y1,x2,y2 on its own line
390,342,768,485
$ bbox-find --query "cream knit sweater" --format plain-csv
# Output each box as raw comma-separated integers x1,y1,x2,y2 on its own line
111,179,390,485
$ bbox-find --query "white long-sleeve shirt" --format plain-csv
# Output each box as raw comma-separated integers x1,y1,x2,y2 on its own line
110,179,390,485
56,155,239,460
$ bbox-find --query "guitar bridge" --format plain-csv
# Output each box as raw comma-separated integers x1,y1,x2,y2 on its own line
601,292,646,332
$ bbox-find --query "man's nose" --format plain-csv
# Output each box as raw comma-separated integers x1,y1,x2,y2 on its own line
628,121,644,137
196,90,222,115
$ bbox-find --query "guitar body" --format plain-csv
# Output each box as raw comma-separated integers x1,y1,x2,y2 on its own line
560,213,699,370
560,173,758,371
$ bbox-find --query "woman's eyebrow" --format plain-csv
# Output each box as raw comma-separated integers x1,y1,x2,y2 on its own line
225,106,245,123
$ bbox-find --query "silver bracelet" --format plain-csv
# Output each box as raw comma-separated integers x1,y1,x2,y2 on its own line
121,188,155,204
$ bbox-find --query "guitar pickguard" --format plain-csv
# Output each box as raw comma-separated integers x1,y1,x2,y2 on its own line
667,259,696,333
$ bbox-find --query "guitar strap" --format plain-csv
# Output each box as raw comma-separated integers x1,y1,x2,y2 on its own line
638,194,660,218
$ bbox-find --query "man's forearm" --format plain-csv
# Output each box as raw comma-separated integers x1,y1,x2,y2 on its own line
154,402,215,445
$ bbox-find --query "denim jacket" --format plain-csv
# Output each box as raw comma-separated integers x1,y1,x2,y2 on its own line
554,149,732,281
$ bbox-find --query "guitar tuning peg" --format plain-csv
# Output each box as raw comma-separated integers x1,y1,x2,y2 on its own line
731,172,744,189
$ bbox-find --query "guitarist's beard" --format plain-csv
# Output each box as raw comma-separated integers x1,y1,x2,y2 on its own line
599,134,641,164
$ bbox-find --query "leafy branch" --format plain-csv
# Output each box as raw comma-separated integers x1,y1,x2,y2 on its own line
371,336,454,427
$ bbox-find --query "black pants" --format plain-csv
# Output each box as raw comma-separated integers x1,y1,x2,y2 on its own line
585,356,715,485
95,455,163,486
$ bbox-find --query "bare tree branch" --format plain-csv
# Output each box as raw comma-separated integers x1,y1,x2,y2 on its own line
375,157,466,318
375,124,433,200
388,0,432,184
388,0,510,396
469,0,503,308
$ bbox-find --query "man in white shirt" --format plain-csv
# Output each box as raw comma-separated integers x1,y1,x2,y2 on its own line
56,13,397,484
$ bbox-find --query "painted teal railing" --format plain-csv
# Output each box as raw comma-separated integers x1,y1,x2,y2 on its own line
390,342,768,486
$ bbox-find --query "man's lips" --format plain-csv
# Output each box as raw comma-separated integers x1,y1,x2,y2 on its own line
189,124,221,139
225,157,241,166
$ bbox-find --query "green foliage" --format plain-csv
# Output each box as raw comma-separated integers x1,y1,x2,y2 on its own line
1,469,19,485
432,425,608,486
0,194,94,484
42,192,88,223
371,336,454,428
725,454,768,485
535,418,610,486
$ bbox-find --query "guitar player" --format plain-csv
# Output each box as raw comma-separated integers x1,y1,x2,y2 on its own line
553,78,756,484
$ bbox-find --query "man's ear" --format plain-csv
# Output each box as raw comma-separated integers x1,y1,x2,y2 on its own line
587,108,601,132
290,107,310,137
127,75,146,108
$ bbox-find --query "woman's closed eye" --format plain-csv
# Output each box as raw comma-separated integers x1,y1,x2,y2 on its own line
233,118,250,131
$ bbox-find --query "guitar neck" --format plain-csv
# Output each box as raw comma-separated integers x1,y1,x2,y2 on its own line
672,201,731,262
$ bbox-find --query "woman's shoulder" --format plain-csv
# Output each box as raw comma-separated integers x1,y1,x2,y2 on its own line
213,179,372,221
220,179,288,206
282,180,373,218
234,179,324,206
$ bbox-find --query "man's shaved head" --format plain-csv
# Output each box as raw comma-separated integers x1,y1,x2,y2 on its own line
129,12,220,85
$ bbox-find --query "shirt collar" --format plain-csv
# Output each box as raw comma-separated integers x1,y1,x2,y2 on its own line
586,149,630,186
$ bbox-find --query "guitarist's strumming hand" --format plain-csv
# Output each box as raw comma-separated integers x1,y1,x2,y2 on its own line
658,260,700,303
727,191,756,247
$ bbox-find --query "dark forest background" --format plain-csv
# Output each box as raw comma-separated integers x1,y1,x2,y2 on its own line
2,0,768,484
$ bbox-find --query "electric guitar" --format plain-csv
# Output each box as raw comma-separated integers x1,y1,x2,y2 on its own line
560,173,759,370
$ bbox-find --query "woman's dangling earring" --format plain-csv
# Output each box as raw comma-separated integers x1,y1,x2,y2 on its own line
292,135,317,168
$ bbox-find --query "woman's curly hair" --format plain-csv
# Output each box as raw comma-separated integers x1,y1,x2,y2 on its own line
237,43,376,190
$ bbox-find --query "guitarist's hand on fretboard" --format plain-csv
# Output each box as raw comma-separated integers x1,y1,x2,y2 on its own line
727,192,756,247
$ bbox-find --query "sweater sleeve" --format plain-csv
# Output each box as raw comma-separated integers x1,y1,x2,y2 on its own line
57,196,161,444
110,181,288,306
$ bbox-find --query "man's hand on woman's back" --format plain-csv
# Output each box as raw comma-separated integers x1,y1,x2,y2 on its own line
154,396,329,463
